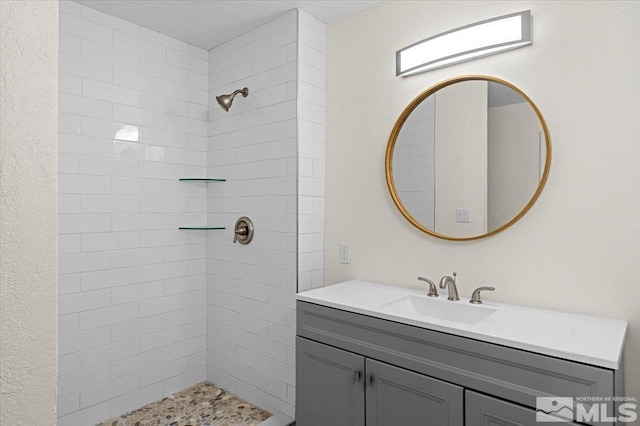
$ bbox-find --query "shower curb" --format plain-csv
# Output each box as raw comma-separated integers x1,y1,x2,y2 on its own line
258,412,295,426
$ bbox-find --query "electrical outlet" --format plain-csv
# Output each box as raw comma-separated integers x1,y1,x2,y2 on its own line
339,243,351,264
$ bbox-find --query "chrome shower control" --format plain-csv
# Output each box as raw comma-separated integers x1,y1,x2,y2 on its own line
233,216,254,245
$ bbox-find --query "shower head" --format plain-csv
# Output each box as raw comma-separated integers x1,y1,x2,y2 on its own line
216,87,249,111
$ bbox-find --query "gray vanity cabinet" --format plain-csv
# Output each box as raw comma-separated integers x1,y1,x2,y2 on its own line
365,359,463,426
466,390,573,426
296,301,622,426
296,337,365,426
297,336,463,426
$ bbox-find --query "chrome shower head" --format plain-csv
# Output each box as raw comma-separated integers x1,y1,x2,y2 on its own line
216,87,249,111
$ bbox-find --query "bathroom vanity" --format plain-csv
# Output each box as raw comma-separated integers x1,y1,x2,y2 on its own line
295,281,627,426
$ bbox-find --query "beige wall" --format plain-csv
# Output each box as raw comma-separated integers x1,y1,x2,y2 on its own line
488,101,542,231
326,0,640,407
0,1,59,424
434,80,487,236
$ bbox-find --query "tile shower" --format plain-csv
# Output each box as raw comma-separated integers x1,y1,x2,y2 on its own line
57,1,325,424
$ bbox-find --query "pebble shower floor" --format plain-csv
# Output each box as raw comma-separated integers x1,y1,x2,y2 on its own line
96,382,271,425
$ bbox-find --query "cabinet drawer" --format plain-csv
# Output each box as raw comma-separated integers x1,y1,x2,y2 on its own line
466,390,579,426
297,301,614,411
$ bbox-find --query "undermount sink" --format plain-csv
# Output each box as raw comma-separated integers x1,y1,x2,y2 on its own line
379,294,496,325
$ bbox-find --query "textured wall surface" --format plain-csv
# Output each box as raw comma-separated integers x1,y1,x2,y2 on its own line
57,2,209,424
326,0,640,412
0,1,59,425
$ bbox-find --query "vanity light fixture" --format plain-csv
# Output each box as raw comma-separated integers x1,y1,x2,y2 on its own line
396,10,532,77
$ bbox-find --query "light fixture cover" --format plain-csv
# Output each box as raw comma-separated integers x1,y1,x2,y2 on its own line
396,10,532,77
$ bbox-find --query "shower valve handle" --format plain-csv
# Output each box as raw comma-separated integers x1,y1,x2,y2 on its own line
233,226,248,243
232,217,254,245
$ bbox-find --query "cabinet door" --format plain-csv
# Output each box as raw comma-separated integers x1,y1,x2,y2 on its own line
296,337,365,426
365,359,463,426
466,390,573,426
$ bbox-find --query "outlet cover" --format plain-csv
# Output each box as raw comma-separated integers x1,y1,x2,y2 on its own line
339,243,351,264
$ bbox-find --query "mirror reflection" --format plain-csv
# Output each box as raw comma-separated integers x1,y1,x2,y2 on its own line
388,77,550,240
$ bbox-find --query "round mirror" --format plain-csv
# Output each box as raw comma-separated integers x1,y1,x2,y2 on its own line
385,76,551,241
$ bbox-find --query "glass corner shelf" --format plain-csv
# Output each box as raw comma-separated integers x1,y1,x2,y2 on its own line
178,226,226,230
179,178,226,182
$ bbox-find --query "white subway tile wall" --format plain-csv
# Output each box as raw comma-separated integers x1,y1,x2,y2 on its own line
58,2,208,424
392,97,436,228
297,12,326,295
58,3,326,423
207,9,327,418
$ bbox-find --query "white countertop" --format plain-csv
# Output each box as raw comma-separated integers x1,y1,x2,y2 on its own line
296,280,627,370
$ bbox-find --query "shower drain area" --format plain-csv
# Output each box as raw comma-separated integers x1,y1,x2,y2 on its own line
96,382,271,426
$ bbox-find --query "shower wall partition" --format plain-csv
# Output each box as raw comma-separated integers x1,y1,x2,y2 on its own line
206,10,326,417
57,2,325,424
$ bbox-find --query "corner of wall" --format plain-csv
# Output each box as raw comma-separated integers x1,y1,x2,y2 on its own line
296,10,326,293
206,9,312,417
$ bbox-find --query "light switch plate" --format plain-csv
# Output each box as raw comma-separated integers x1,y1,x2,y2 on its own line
456,208,470,223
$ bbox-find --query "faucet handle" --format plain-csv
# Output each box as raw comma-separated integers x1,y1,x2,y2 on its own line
417,277,439,297
470,286,495,304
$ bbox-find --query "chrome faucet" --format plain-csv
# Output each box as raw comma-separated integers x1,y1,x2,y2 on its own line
439,272,459,301
470,286,495,304
417,277,438,297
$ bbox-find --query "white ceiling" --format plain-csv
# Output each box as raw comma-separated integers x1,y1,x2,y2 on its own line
75,0,381,50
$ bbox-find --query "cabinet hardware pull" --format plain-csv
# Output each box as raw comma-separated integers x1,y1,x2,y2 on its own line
366,375,374,386
354,370,363,382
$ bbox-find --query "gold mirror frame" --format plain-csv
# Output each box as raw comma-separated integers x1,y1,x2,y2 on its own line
385,75,552,241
